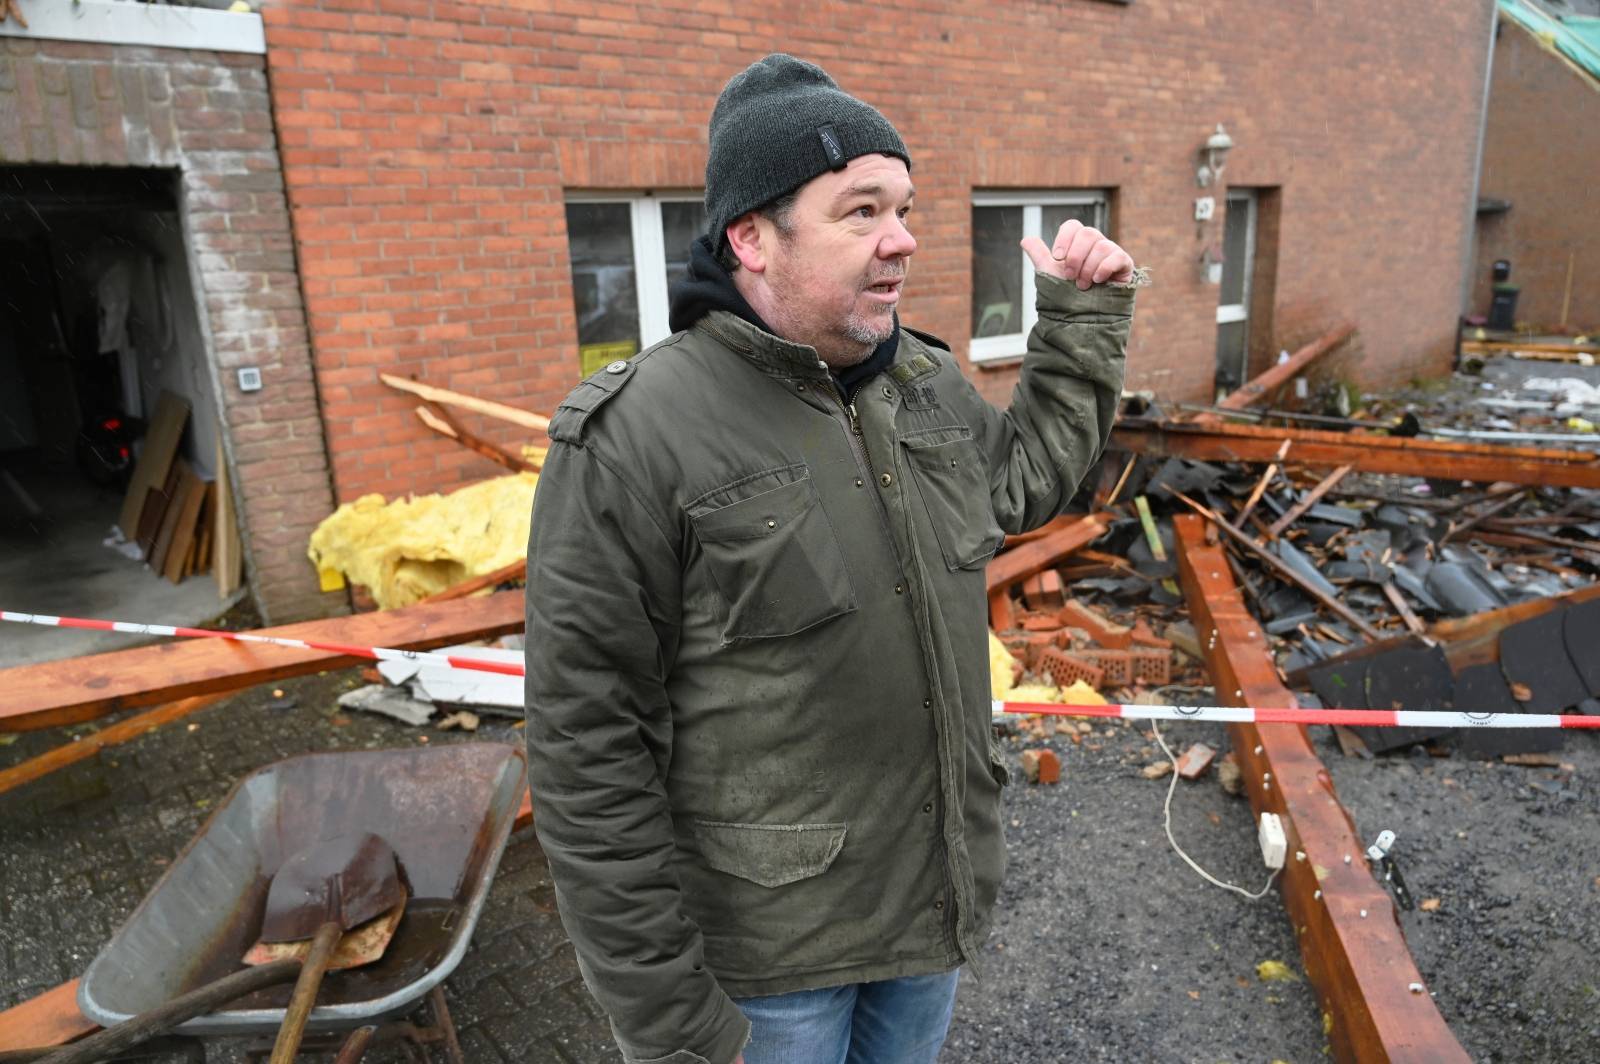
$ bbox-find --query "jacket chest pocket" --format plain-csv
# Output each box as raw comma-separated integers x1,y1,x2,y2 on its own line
901,435,1005,571
687,466,856,642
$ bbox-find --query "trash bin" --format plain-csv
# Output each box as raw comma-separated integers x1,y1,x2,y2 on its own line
1489,283,1520,331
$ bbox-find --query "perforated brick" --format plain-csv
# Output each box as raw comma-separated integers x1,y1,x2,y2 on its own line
1036,647,1105,690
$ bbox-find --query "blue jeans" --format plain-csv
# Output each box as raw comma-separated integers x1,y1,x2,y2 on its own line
733,970,960,1064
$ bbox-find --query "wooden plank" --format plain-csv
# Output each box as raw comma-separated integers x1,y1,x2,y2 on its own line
193,484,215,578
1172,515,1470,1064
0,693,230,798
1214,322,1356,414
1460,339,1599,356
986,513,1110,595
132,484,166,560
0,979,93,1052
380,373,550,433
0,590,527,733
118,391,189,539
161,464,206,584
147,457,192,576
1112,419,1600,490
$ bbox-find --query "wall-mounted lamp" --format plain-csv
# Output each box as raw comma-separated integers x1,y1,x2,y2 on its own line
1195,123,1234,188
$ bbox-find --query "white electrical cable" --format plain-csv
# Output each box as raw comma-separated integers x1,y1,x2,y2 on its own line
1149,721,1280,901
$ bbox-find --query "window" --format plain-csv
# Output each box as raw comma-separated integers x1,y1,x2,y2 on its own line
969,191,1110,363
564,194,706,376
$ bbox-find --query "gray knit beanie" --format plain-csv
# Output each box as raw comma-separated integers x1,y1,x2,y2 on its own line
705,54,910,255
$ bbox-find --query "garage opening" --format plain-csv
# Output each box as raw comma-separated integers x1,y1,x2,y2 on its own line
0,165,243,667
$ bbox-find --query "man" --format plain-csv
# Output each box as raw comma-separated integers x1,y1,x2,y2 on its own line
525,54,1140,1064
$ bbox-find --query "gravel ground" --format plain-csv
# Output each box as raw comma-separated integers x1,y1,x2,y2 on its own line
950,715,1327,1063
1324,727,1600,1063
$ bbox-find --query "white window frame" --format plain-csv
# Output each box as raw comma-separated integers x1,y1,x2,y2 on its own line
565,191,703,355
969,190,1110,363
1215,189,1257,327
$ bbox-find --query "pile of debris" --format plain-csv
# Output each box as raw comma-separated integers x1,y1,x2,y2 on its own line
988,326,1599,775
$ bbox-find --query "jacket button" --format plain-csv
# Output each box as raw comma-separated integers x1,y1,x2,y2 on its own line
797,383,807,392
922,802,933,814
923,699,931,708
933,899,945,911
883,385,894,399
605,360,628,374
767,520,777,529
880,472,893,486
894,584,904,595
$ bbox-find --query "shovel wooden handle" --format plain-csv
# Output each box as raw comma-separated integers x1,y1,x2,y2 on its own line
29,959,301,1064
268,921,343,1064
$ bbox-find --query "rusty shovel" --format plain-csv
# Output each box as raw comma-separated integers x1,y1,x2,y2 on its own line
253,831,408,1063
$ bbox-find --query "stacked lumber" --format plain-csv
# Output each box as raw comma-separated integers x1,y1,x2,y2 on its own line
117,390,241,591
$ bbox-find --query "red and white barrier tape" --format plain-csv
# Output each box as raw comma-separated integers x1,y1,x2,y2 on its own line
999,700,1600,731
5,609,1597,729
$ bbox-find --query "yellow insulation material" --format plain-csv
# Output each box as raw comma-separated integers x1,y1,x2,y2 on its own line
989,632,1106,706
307,473,538,609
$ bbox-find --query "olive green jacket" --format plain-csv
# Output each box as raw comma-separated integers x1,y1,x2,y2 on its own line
524,273,1135,1064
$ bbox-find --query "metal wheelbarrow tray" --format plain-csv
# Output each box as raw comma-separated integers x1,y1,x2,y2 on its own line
78,742,527,1037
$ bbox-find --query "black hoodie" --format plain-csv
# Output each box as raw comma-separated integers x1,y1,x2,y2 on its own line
667,235,898,402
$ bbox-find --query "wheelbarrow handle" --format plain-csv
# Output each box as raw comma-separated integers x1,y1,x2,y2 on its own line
268,921,344,1064
29,958,302,1064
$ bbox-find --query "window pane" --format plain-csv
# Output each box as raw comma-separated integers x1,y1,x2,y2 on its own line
566,202,639,374
1219,197,1252,307
1041,201,1103,240
971,206,1022,338
661,201,706,294
1215,319,1249,394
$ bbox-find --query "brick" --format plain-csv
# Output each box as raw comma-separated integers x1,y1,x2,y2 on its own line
1019,748,1061,785
1035,648,1104,691
1176,743,1218,781
1059,599,1133,649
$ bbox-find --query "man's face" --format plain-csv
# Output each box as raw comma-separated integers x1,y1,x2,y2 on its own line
758,154,917,367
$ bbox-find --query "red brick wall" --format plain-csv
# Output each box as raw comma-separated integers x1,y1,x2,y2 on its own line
264,0,1494,502
1471,16,1600,332
0,36,341,623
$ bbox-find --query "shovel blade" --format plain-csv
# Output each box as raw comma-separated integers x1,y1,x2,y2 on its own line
260,831,407,944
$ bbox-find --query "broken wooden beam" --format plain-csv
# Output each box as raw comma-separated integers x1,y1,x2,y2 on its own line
416,403,541,474
0,591,526,733
379,373,550,433
1172,514,1470,1064
1265,464,1354,539
419,558,529,605
0,693,231,798
1112,419,1600,490
1212,322,1356,414
986,513,1110,629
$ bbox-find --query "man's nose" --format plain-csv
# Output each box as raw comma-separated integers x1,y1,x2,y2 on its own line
879,216,916,259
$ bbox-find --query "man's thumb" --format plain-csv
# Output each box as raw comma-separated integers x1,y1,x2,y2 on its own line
1019,235,1056,274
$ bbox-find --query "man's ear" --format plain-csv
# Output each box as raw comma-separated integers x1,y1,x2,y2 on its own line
725,214,768,274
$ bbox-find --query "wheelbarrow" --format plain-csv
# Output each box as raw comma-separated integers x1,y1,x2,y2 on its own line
72,743,526,1053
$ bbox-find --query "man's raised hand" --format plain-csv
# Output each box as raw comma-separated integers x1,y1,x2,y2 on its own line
1020,219,1134,291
